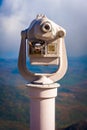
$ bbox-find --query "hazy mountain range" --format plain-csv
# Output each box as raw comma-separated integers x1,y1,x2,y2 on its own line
0,56,87,129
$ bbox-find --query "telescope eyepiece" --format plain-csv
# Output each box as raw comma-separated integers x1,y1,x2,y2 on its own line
41,22,52,33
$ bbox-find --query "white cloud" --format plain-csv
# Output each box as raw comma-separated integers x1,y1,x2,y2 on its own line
0,0,87,58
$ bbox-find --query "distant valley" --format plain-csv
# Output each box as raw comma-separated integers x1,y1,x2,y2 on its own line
0,57,87,129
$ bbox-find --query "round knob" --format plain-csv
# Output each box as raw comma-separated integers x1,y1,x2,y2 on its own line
58,30,65,37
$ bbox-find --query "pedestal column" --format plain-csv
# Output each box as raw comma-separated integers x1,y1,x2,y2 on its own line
27,83,60,130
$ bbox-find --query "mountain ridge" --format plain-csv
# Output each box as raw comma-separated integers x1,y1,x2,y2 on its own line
57,120,87,130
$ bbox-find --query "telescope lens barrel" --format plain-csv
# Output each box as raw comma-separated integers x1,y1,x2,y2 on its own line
41,22,52,32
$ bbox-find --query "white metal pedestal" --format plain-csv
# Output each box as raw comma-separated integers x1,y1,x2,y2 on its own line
27,83,60,130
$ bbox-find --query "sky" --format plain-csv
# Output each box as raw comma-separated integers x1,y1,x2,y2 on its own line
0,0,87,58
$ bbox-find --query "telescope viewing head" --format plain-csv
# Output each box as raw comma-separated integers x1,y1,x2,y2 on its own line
18,14,68,85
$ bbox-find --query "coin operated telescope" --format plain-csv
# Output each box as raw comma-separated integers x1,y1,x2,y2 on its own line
18,14,67,85
18,14,68,130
